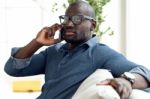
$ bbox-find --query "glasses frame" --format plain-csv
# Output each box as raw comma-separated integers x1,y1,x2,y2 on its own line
59,15,95,25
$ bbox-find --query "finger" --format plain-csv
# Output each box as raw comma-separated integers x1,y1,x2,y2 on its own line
48,24,62,37
51,27,56,36
123,87,132,99
40,27,49,32
106,79,124,97
38,27,50,37
51,23,62,28
48,28,53,37
96,79,111,85
115,85,123,97
53,24,62,33
38,27,49,37
40,27,49,35
109,79,119,89
121,87,128,99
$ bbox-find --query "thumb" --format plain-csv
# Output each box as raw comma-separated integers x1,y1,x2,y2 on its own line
96,79,111,86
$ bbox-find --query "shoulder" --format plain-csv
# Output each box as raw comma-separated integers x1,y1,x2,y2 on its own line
94,43,119,54
92,43,124,59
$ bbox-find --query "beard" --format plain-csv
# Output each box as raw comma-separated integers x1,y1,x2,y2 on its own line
63,35,80,44
63,32,91,44
62,27,92,44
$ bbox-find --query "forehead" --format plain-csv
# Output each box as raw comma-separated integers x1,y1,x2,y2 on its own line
65,4,89,16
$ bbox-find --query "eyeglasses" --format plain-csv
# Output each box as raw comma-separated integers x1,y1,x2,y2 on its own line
59,15,94,25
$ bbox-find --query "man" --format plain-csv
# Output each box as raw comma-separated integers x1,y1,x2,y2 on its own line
4,1,150,99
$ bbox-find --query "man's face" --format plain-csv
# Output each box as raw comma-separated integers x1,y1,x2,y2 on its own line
60,5,95,44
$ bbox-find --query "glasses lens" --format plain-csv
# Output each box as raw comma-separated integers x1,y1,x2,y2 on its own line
72,15,82,25
59,15,85,25
60,15,68,24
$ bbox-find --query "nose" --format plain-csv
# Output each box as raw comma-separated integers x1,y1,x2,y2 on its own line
65,20,74,26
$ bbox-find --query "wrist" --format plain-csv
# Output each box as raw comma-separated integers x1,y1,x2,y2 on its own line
33,39,43,48
121,72,135,86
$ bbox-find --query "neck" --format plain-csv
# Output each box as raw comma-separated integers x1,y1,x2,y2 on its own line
68,43,79,50
68,36,92,50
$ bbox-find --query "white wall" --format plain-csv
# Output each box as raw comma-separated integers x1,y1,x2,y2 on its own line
100,0,121,52
103,0,150,69
126,0,150,69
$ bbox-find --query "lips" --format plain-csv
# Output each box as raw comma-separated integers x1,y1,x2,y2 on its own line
64,29,76,36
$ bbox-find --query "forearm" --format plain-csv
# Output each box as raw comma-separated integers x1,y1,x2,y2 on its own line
132,73,149,89
15,39,43,59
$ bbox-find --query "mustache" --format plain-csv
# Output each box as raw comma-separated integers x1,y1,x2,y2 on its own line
63,26,76,33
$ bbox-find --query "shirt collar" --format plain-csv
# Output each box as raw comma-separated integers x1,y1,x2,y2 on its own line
84,35,99,47
55,36,99,52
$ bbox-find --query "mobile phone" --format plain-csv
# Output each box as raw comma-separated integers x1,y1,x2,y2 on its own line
59,28,65,40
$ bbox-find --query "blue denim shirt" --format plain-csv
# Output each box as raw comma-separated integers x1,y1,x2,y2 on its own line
4,37,150,99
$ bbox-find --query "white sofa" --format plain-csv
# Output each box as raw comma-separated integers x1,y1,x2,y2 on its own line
72,69,150,99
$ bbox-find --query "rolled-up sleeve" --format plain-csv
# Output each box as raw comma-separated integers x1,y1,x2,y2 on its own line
129,66,150,85
4,47,46,76
10,47,31,69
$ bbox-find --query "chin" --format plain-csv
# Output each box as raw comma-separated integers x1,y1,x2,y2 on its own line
66,39,85,45
65,39,76,44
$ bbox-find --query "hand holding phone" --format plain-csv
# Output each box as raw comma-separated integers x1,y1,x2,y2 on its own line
36,23,62,46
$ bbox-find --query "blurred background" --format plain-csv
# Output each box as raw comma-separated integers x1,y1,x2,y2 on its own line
0,0,150,98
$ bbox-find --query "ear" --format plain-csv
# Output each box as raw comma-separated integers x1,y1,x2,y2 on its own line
90,20,96,31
